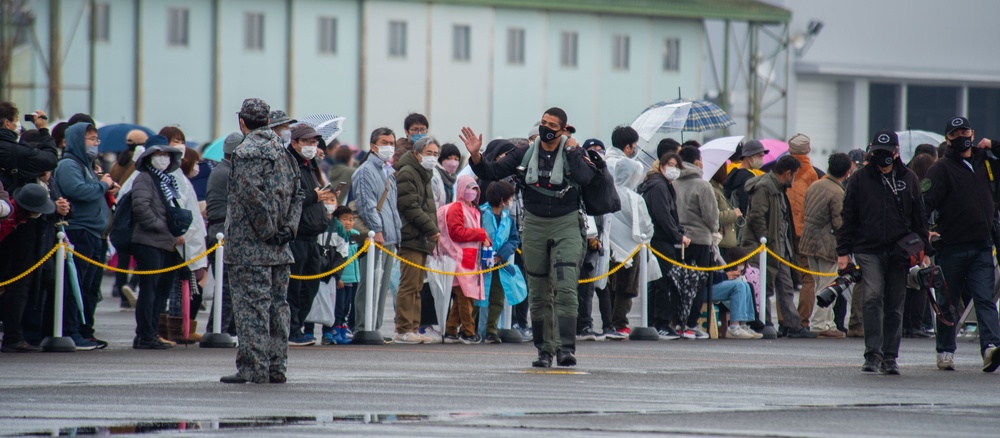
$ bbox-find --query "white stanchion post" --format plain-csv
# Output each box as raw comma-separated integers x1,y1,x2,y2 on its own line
353,231,384,344
200,233,234,348
630,238,659,341
213,233,224,334
758,237,777,339
366,232,376,331
502,303,512,330
41,233,75,352
639,240,649,328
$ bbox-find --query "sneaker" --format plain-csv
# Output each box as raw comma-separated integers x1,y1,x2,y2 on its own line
817,329,846,339
458,333,480,344
485,333,502,344
515,324,533,338
288,334,315,347
682,326,709,340
321,333,336,345
576,327,599,341
86,337,109,349
657,328,680,340
725,326,757,339
303,333,316,343
419,326,443,343
786,328,819,339
604,327,626,340
862,357,880,372
133,336,172,350
982,345,1000,373
71,335,99,351
936,352,955,371
344,328,355,339
443,334,461,344
879,359,900,375
0,341,42,353
393,332,424,345
120,285,137,308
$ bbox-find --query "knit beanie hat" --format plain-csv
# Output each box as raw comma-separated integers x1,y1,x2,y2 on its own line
788,133,811,155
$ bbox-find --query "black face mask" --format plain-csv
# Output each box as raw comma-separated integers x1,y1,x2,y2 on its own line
538,125,559,143
951,136,974,152
872,149,894,167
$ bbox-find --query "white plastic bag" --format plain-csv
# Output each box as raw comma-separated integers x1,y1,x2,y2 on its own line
305,278,337,326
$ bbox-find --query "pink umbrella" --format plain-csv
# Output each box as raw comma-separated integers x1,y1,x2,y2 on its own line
181,279,191,343
759,139,789,166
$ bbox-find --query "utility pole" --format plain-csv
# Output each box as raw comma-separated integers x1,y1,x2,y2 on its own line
48,0,61,119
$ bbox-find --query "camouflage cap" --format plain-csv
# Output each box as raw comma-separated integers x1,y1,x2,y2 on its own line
267,110,297,128
238,98,270,124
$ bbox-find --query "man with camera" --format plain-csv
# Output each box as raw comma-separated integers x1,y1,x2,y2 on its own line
921,116,1000,373
837,130,930,374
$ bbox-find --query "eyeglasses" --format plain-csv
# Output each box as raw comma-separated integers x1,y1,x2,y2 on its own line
85,136,101,144
408,128,427,135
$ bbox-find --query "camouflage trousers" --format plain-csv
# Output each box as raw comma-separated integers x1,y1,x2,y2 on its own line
230,264,291,383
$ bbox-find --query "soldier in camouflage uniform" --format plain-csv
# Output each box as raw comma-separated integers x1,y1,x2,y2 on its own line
221,98,304,384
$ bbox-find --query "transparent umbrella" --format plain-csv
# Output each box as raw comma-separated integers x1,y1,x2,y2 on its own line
896,130,944,163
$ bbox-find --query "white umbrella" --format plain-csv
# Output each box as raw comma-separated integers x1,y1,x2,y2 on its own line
297,114,348,144
699,135,745,181
896,130,944,163
630,102,691,142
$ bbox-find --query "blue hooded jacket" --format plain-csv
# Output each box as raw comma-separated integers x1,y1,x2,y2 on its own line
54,123,110,238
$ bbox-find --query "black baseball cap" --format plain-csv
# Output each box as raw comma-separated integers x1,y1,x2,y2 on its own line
583,138,604,150
945,116,972,136
870,130,899,152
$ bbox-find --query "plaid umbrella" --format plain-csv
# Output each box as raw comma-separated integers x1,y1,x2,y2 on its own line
646,99,735,133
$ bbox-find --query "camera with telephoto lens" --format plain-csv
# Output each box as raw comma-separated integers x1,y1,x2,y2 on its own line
816,264,862,308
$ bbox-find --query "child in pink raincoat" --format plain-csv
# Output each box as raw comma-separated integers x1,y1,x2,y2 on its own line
438,174,491,344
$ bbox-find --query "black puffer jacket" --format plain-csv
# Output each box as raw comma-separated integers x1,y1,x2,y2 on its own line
639,173,685,251
837,158,930,256
287,146,329,238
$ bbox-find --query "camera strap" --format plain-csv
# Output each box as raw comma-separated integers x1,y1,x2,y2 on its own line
925,267,955,327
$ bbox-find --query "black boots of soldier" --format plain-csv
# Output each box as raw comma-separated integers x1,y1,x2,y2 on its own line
530,317,577,368
531,319,552,367
556,316,577,367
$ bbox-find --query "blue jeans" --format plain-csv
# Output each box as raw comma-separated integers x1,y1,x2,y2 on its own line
713,280,755,322
935,245,1000,355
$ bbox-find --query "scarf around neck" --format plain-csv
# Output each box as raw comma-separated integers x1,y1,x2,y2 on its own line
146,164,180,203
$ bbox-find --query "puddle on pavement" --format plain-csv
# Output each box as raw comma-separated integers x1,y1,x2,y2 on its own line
17,411,637,436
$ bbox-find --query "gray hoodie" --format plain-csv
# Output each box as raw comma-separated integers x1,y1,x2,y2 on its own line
53,123,109,238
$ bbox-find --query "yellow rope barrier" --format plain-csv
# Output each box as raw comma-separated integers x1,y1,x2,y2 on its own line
763,247,838,277
645,244,763,272
373,242,510,276
68,241,221,275
0,243,61,287
289,240,370,280
578,244,643,284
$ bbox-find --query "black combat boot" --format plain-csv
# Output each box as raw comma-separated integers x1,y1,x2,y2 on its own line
531,319,552,368
556,316,577,367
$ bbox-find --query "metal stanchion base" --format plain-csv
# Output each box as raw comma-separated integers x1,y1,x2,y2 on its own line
629,327,660,341
497,328,523,344
40,336,76,353
352,330,385,345
199,333,235,348
761,326,778,340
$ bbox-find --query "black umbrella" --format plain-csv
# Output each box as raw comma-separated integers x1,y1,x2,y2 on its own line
667,265,709,325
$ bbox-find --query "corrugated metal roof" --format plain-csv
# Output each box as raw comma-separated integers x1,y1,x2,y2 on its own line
385,0,790,23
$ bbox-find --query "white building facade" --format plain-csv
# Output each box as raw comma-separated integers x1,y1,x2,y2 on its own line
8,0,788,147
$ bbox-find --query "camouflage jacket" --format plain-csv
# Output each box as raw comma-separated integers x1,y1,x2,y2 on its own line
225,127,304,265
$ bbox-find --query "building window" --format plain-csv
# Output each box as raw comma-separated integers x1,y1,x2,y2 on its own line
389,21,407,58
453,25,471,62
318,17,337,54
612,34,629,70
93,3,110,42
560,31,578,68
969,87,1000,139
663,38,680,71
868,83,901,133
167,8,189,47
244,12,265,51
507,28,524,65
907,85,959,133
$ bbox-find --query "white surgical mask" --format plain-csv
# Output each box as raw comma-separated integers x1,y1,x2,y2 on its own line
280,130,292,145
662,166,680,181
300,146,317,160
376,146,394,162
420,155,437,170
187,165,200,179
324,204,336,215
151,155,171,171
